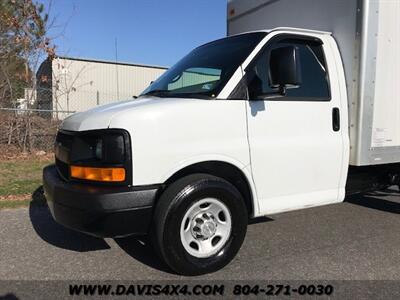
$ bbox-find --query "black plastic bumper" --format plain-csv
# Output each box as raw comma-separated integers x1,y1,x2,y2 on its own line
43,165,160,238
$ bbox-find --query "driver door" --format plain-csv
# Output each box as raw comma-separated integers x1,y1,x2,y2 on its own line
245,35,346,215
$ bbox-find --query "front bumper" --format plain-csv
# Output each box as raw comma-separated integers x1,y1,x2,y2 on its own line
43,165,160,238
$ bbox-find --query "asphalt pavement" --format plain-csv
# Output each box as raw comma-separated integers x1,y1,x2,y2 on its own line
1,188,400,281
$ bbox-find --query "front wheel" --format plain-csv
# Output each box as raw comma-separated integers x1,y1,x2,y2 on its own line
152,174,248,276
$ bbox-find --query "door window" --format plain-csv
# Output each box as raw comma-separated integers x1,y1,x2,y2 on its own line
246,38,331,101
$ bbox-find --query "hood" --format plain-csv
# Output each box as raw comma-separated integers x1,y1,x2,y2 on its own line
60,97,186,131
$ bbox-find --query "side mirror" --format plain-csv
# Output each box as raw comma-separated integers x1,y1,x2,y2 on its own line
269,46,301,94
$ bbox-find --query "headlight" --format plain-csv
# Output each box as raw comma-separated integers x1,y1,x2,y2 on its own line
55,129,131,184
69,131,127,164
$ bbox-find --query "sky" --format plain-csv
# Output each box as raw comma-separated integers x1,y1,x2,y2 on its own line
40,0,227,67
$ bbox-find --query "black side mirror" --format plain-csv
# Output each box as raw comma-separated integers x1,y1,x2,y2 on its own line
269,46,302,94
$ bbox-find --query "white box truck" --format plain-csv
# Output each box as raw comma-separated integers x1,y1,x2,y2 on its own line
43,0,400,275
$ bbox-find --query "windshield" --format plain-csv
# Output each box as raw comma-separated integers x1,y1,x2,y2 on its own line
140,32,267,99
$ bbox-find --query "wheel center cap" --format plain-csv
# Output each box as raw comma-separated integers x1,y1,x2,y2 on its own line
200,221,216,238
191,212,218,240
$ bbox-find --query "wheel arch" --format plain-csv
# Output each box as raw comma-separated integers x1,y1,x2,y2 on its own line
161,160,258,217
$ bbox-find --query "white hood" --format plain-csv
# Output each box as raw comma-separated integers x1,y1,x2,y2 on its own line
61,97,178,131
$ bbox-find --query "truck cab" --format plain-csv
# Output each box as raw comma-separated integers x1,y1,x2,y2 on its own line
43,27,391,275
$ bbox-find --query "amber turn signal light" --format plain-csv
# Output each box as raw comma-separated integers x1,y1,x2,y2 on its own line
70,166,126,182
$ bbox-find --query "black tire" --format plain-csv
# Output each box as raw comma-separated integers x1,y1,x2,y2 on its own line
152,173,248,276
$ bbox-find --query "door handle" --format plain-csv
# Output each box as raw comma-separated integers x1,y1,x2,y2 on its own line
332,107,340,132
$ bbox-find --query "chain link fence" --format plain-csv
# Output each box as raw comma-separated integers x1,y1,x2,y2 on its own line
0,57,166,155
0,86,137,154
0,83,132,154
0,109,63,156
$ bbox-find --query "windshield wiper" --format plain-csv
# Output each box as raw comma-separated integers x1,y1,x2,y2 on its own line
141,89,170,97
140,90,213,100
171,93,213,100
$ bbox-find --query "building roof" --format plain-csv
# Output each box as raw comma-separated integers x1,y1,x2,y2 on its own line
55,56,168,70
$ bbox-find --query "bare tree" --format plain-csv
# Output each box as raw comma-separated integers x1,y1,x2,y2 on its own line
51,59,90,119
0,0,56,152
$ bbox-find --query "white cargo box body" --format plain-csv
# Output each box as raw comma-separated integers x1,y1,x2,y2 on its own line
228,0,400,166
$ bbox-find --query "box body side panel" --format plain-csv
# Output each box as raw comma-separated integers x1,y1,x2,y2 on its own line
370,1,400,149
356,0,400,165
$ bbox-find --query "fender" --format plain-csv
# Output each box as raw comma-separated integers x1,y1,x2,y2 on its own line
160,154,260,217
